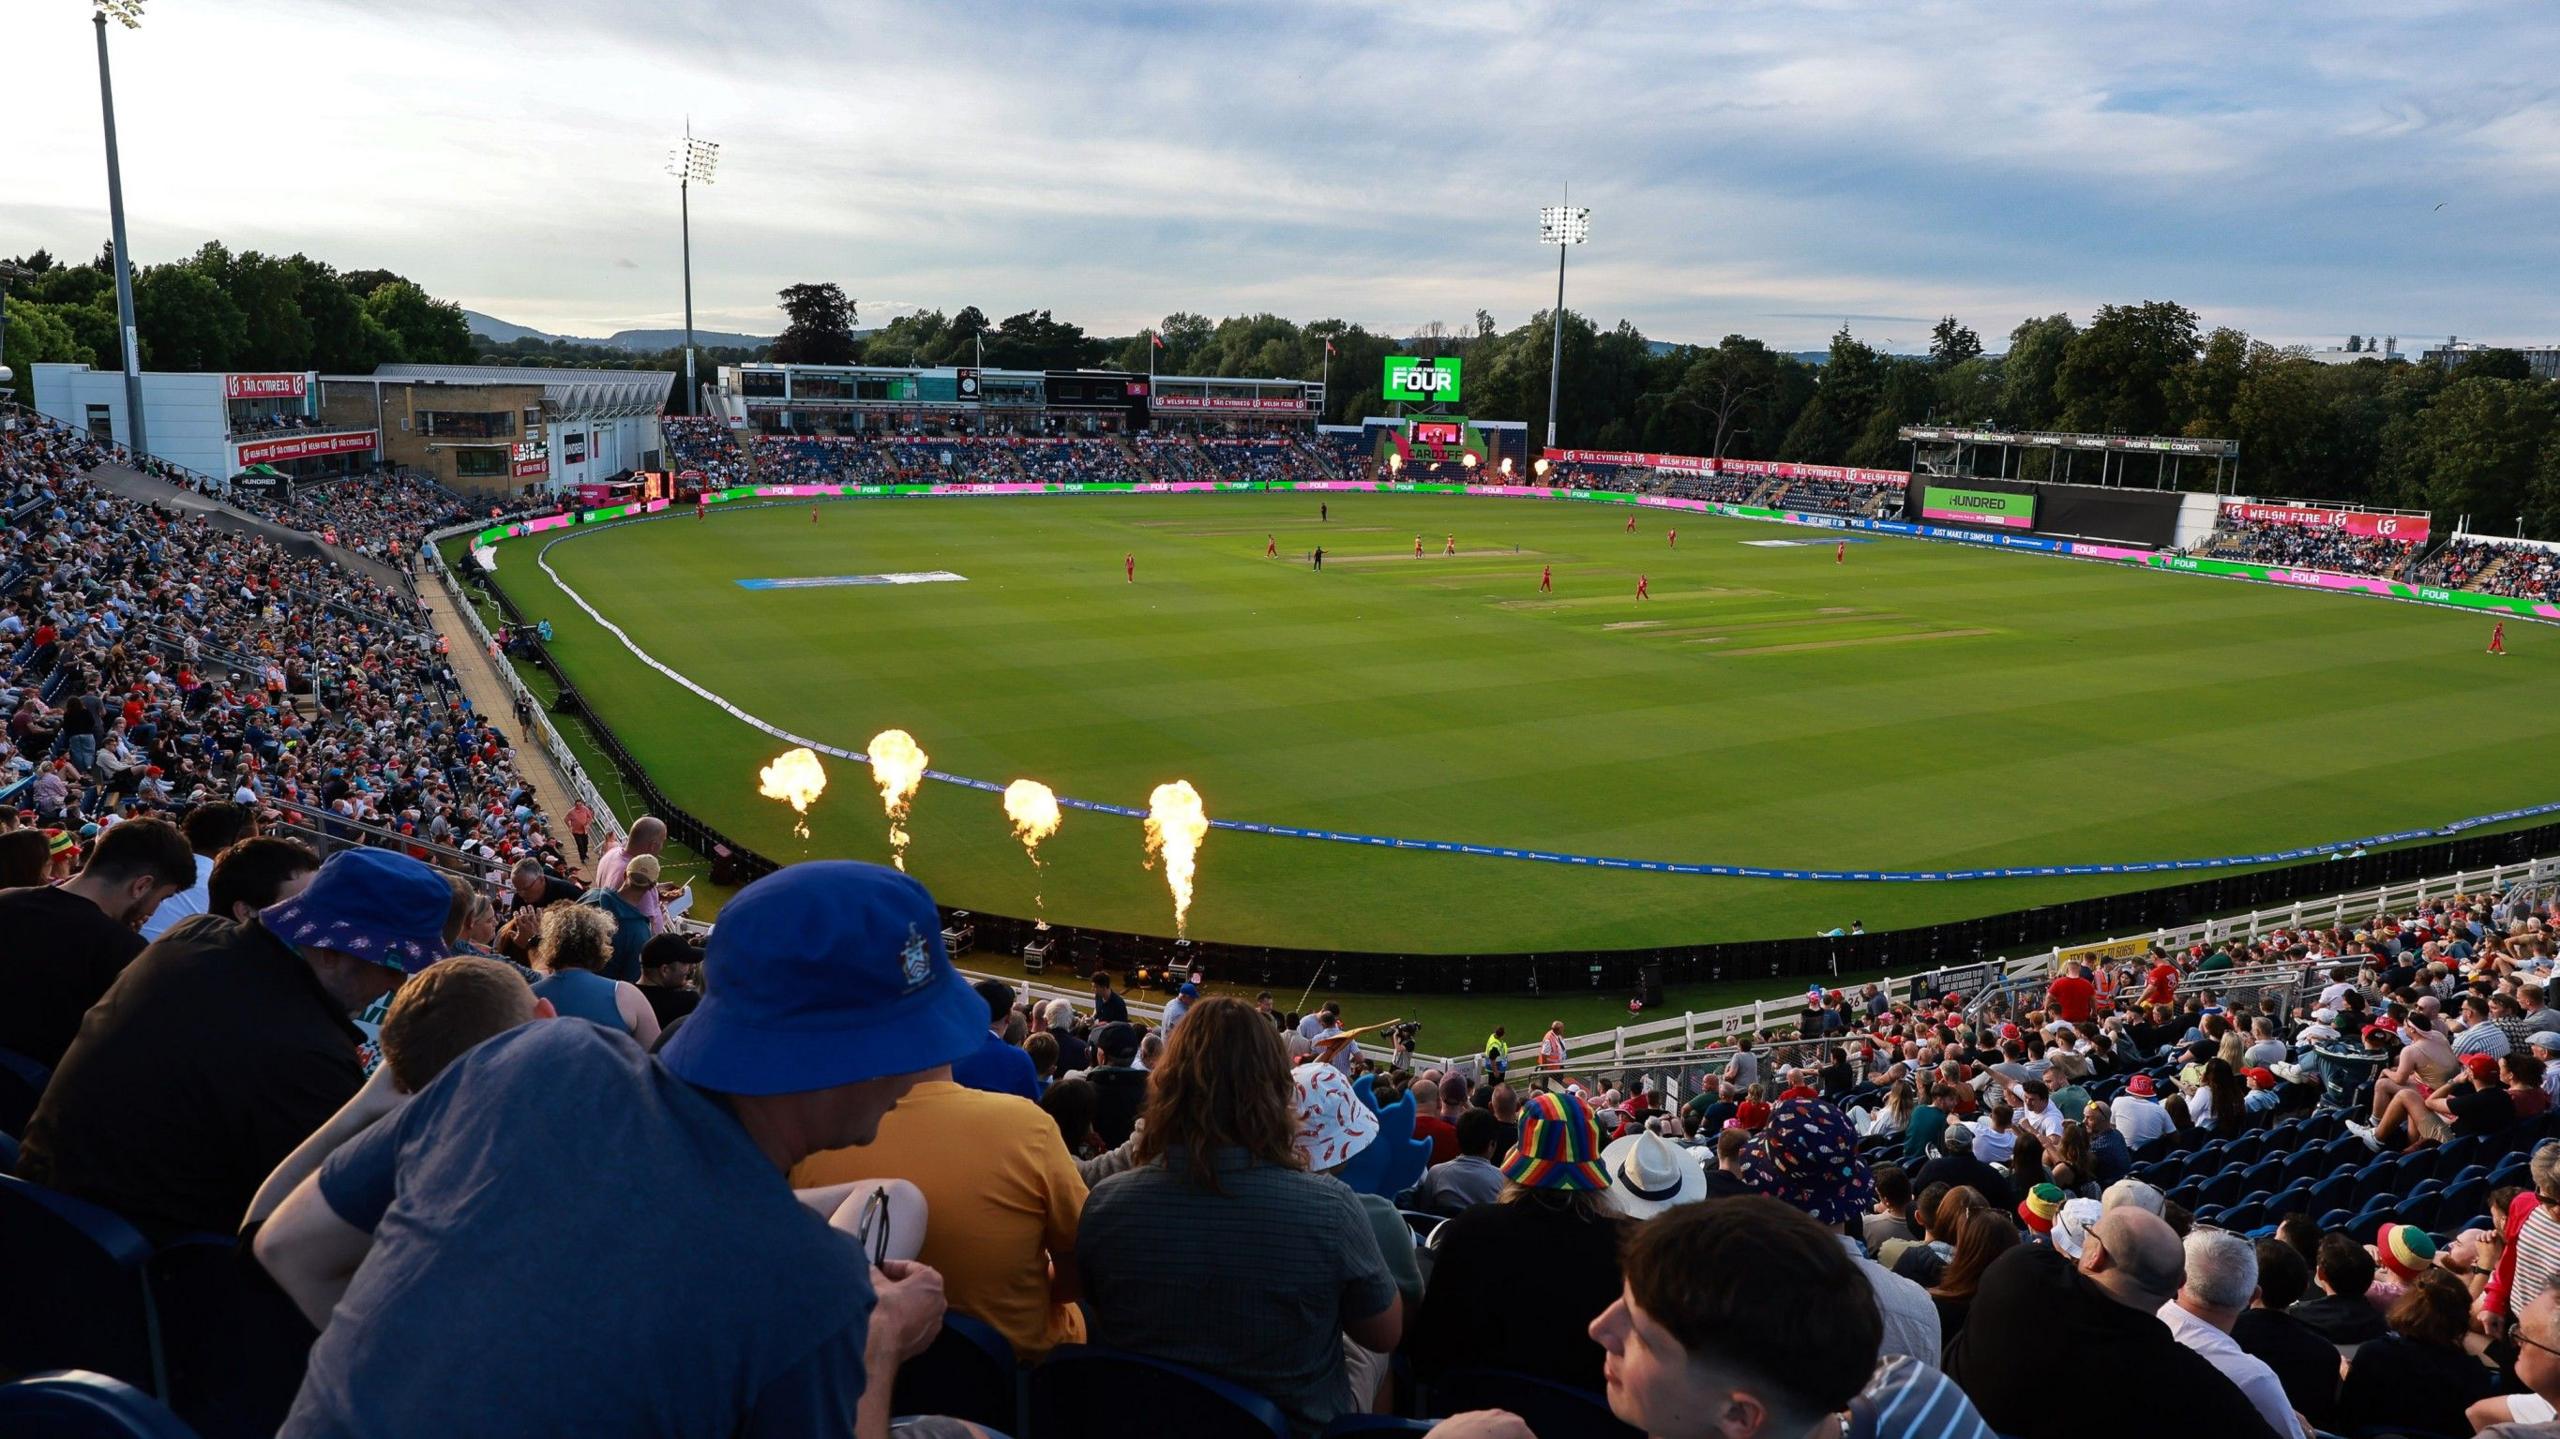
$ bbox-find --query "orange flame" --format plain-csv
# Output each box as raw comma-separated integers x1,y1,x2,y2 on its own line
1142,780,1209,937
757,747,828,839
1002,779,1063,910
867,729,928,870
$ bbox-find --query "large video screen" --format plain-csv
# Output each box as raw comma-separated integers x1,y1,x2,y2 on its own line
1920,485,2036,529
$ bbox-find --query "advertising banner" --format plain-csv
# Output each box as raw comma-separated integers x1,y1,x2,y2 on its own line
1150,395,1310,411
233,430,377,466
2057,936,2155,969
224,372,308,400
1544,447,1716,474
1921,485,2036,528
512,457,549,478
2220,502,2430,542
1382,356,1463,403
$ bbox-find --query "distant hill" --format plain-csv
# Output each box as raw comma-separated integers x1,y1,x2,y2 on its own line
462,309,773,353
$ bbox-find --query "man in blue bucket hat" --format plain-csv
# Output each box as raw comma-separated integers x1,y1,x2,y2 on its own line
258,861,991,1439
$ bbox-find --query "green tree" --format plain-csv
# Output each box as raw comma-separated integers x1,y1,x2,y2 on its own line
1928,315,1982,368
362,280,473,364
134,262,245,370
2054,300,2201,436
1997,314,2076,431
2176,326,2251,438
771,283,860,365
227,250,314,370
861,308,946,366
1932,355,2003,424
2378,376,2558,526
288,255,398,373
2454,348,2532,383
2,298,86,399
1663,336,1786,460
1777,327,1885,462
982,309,1094,369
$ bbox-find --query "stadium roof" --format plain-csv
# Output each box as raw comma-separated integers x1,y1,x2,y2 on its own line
366,363,671,419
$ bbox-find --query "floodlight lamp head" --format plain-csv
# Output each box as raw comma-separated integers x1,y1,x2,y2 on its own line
95,0,145,27
1538,206,1591,246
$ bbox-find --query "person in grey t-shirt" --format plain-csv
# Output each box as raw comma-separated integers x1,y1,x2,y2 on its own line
1413,1109,1509,1215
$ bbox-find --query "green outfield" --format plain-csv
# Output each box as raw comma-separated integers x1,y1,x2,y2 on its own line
471,492,2560,953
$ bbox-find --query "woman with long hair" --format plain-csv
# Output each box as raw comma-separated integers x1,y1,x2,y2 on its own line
1892,1185,1988,1288
2337,1268,2494,1436
2189,1058,2248,1136
1927,1208,2020,1346
1077,997,1403,1436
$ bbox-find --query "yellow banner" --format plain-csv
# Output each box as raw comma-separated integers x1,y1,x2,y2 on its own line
2056,936,2153,969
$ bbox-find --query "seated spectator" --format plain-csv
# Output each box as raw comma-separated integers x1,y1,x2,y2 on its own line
1600,1128,1709,1219
2234,1237,2339,1430
950,976,1039,1100
194,835,321,929
792,1024,1090,1361
1739,1097,1941,1363
1929,1208,2019,1346
1914,1121,2014,1209
18,848,444,1241
1410,1107,1508,1214
1408,1090,1624,1394
2486,1142,2560,1338
1704,1126,1757,1200
2289,1231,2388,1345
578,851,660,981
245,957,553,1229
1077,996,1400,1435
529,903,661,1047
2470,1280,2560,1438
1589,1196,1997,1439
1084,1020,1147,1146
0,815,195,1067
2335,1267,2494,1437
636,932,704,1028
1863,1163,1918,1252
2158,1230,2310,1439
1291,1060,1425,1411
2110,1073,2174,1152
1949,1207,2285,1438
138,801,253,941
252,860,977,1436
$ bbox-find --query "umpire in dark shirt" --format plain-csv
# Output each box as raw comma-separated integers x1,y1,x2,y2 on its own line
18,848,452,1242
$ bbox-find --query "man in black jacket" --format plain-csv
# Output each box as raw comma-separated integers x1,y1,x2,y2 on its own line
2288,1233,2388,1345
1912,1120,2016,1210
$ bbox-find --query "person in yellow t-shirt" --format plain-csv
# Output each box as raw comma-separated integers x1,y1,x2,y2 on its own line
791,1072,1088,1360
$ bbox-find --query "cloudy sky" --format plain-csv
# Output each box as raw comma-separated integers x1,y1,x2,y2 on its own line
8,0,2555,351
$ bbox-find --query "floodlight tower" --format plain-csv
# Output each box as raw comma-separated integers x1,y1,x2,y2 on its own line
94,0,149,459
1537,199,1591,452
668,122,720,415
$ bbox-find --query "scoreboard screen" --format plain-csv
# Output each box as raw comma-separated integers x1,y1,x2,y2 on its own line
1411,422,1463,446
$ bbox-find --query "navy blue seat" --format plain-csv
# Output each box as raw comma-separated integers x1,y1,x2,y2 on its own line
0,1175,167,1396
0,1045,50,1138
2306,1170,2359,1216
2196,1165,2247,1212
0,1128,19,1175
0,1369,199,1439
892,1310,1017,1434
2217,1201,2266,1233
2433,1135,2487,1177
2239,1155,2289,1195
2315,1207,2354,1231
1429,1369,1639,1439
1322,1420,1438,1437
2262,1179,2315,1218
2350,1155,2406,1209
1400,1211,1447,1244
2225,1132,2269,1167
2433,1176,2490,1233
1031,1347,1287,1439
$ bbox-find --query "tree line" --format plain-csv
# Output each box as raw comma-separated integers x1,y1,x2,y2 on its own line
10,244,2557,534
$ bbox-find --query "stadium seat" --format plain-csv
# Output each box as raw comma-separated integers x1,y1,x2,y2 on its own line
2306,1170,2359,1217
2196,1166,2246,1212
2433,1135,2487,1176
2432,1175,2489,1233
891,1311,1017,1434
2261,1179,2316,1221
2217,1201,2266,1233
2225,1133,2270,1167
0,1175,166,1396
1320,1420,1438,1437
2238,1155,2289,1195
0,1129,19,1175
1400,1211,1447,1244
0,1045,49,1138
0,1369,198,1439
1030,1347,1288,1439
1427,1369,1639,1438
2315,1208,2354,1232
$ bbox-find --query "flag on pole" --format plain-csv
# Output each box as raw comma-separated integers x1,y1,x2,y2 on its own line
1150,332,1166,351
1324,338,1337,356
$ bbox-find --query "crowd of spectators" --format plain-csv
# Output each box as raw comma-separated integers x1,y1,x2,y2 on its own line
740,430,1337,489
219,471,480,563
2412,538,2560,600
663,414,752,488
2206,520,2423,578
227,411,329,435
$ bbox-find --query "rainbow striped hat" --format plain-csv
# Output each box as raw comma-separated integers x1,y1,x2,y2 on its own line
1501,1090,1611,1192
2376,1223,2436,1282
2018,1183,2067,1234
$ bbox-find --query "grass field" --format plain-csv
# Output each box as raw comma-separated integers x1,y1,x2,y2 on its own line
474,491,2560,954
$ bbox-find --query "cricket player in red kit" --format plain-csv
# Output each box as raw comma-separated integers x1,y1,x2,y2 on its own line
1636,573,1651,600
1265,534,1278,558
1414,535,1424,558
696,496,707,520
811,506,820,524
1539,564,1553,593
1124,552,1135,582
1445,534,1456,555
1626,512,1638,533
1836,541,1846,564
1667,528,1677,549
2490,621,2507,655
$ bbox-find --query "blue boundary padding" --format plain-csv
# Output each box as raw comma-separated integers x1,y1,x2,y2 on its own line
514,491,2560,885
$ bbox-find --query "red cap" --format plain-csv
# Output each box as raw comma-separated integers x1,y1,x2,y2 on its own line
2243,1067,2278,1088
2127,1074,2157,1097
2462,1053,2500,1082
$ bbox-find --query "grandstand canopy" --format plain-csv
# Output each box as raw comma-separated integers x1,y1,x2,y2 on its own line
370,364,671,420
1898,424,2239,492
